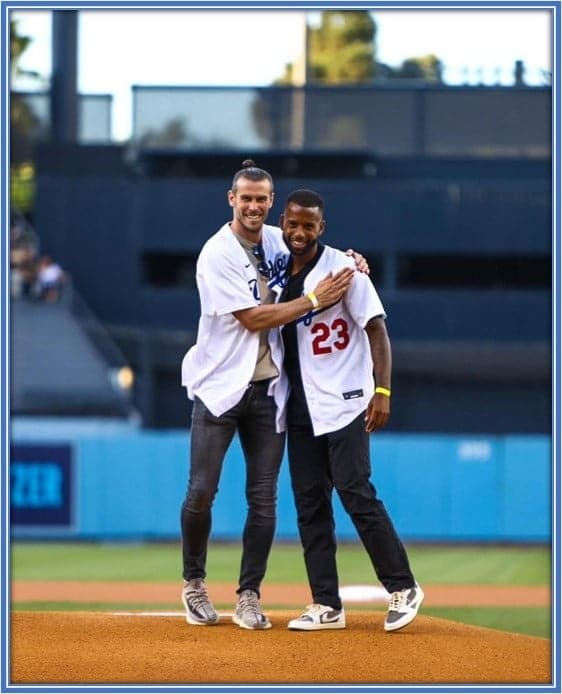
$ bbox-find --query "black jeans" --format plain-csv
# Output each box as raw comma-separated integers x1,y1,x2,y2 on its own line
181,380,285,597
287,394,414,610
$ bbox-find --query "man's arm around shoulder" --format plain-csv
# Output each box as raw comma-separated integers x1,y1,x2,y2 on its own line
234,267,354,332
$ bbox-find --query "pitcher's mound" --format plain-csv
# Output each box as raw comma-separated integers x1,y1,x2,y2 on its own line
11,610,551,684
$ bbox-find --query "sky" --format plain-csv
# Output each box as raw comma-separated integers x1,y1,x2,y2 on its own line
10,6,553,141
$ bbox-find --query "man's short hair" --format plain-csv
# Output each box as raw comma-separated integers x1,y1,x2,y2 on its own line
286,189,324,212
231,159,274,192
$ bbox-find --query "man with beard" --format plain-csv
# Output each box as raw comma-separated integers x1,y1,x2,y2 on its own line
277,189,424,633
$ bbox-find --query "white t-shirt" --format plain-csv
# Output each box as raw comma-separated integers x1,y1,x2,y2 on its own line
181,223,289,430
273,245,386,437
38,263,63,286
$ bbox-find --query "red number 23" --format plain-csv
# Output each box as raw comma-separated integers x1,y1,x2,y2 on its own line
311,319,350,355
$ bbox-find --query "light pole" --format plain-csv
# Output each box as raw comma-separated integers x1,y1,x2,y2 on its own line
51,10,78,143
290,13,310,149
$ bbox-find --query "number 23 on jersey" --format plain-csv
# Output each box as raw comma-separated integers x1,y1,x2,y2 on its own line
310,318,350,355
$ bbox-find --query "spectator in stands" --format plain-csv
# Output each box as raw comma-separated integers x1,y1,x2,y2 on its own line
35,256,66,303
10,214,39,299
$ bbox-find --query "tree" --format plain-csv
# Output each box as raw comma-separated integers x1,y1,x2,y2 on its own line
308,11,377,83
10,18,44,213
276,11,377,85
383,54,443,82
273,11,444,85
253,11,444,147
10,18,40,83
137,118,190,148
11,18,43,163
137,117,234,150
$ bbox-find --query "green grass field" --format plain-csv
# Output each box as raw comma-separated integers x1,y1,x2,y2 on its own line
11,541,552,638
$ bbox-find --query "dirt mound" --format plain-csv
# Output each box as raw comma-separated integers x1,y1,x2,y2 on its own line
11,610,551,685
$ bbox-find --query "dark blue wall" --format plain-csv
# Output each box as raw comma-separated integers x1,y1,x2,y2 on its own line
33,146,551,433
35,148,551,340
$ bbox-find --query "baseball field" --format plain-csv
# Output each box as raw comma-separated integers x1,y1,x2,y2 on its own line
10,541,553,686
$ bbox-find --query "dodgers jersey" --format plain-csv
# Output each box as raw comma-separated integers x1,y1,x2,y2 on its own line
182,223,288,429
274,245,386,437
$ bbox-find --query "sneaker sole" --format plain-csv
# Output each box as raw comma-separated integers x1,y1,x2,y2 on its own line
288,622,346,631
232,614,272,630
185,614,220,626
181,593,219,626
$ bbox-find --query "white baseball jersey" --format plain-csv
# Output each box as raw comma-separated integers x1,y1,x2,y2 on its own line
181,222,289,430
274,245,386,437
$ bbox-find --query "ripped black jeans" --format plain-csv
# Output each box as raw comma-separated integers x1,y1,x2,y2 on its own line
181,380,285,597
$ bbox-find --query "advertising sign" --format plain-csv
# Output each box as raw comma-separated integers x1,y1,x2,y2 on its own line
10,444,75,533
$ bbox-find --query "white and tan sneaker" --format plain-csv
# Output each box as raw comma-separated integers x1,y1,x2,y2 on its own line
384,584,424,632
288,603,346,630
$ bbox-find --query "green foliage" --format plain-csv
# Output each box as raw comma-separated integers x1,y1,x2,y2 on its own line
390,54,443,82
10,163,36,214
273,11,444,85
10,19,36,81
10,16,41,211
309,11,376,83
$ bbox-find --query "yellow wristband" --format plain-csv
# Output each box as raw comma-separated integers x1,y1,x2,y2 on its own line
375,386,391,397
307,291,319,309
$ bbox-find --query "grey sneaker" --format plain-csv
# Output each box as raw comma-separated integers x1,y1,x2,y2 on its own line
182,579,219,626
232,589,271,630
384,584,424,632
288,604,346,630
